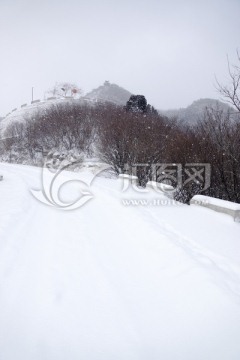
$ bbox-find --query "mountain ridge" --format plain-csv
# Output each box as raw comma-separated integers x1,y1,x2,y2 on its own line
158,98,237,124
84,81,132,105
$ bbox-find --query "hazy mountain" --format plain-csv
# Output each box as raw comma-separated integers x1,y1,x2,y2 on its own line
159,98,236,124
84,81,132,106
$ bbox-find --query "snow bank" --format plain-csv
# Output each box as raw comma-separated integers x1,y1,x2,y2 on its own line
190,194,240,222
118,173,138,184
146,180,174,192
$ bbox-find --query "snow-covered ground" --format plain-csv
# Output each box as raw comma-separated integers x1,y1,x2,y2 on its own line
0,163,240,360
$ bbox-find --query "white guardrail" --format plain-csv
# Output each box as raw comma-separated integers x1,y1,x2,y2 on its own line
190,195,240,222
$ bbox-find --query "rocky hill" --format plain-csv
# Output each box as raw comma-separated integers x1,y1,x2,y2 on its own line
84,81,132,106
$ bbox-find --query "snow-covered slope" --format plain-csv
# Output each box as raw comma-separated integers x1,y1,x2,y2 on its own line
0,163,240,359
0,98,87,135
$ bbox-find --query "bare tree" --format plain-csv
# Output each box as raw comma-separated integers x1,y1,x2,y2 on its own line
216,52,240,112
96,103,172,184
46,82,82,99
194,107,240,202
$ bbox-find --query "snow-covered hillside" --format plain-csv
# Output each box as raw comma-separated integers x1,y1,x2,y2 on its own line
0,82,132,136
0,163,240,359
0,98,88,135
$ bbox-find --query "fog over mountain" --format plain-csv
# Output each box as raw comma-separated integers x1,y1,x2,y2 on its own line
85,81,132,106
159,98,237,125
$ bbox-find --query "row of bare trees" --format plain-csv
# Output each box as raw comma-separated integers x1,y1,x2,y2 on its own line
165,108,240,203
1,102,96,165
94,103,240,202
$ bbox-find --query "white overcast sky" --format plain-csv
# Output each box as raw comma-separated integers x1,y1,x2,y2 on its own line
0,0,240,116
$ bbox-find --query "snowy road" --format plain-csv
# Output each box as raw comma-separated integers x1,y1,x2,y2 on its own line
0,163,240,360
